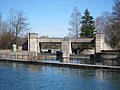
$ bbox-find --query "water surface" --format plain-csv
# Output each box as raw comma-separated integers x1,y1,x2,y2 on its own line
0,61,120,90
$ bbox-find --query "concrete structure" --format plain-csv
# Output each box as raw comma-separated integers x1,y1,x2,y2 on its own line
62,37,72,57
28,33,94,57
95,33,112,53
28,33,112,58
0,51,37,61
28,33,39,52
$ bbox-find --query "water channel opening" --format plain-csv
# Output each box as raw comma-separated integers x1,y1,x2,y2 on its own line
39,42,61,53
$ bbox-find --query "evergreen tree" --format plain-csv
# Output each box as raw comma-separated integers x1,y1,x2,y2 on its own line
80,9,95,38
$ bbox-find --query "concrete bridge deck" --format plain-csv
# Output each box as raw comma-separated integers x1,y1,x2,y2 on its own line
38,38,94,43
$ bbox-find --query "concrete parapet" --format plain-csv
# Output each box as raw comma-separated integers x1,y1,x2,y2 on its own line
0,51,38,61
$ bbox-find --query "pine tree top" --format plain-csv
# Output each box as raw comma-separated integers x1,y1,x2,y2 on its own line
80,9,95,38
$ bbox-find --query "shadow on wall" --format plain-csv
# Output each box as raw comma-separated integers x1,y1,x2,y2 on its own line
22,40,28,50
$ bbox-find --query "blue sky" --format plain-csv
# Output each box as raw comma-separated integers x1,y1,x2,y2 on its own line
0,0,114,37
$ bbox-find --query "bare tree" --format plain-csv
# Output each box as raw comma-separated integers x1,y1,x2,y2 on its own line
0,10,29,49
8,9,29,44
95,0,120,48
0,23,14,49
95,12,112,45
95,12,112,33
0,12,2,33
68,7,81,38
0,13,14,49
110,0,120,48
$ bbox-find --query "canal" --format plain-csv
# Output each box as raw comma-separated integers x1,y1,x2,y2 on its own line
0,61,120,90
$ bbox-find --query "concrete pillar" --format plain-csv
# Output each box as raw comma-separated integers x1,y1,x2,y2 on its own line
95,33,105,53
61,37,72,58
28,33,40,52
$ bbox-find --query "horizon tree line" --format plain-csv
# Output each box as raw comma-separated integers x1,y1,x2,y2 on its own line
0,9,29,49
69,0,120,48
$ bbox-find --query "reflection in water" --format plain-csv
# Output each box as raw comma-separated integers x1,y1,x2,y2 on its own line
28,64,42,72
67,58,120,66
41,58,120,66
0,61,120,90
96,69,120,81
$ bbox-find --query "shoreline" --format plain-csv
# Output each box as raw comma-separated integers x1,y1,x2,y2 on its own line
0,58,120,70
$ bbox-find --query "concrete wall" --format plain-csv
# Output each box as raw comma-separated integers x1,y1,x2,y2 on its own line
94,52,120,60
41,49,61,53
80,49,95,55
28,33,40,52
96,33,112,53
61,38,72,57
0,51,37,61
